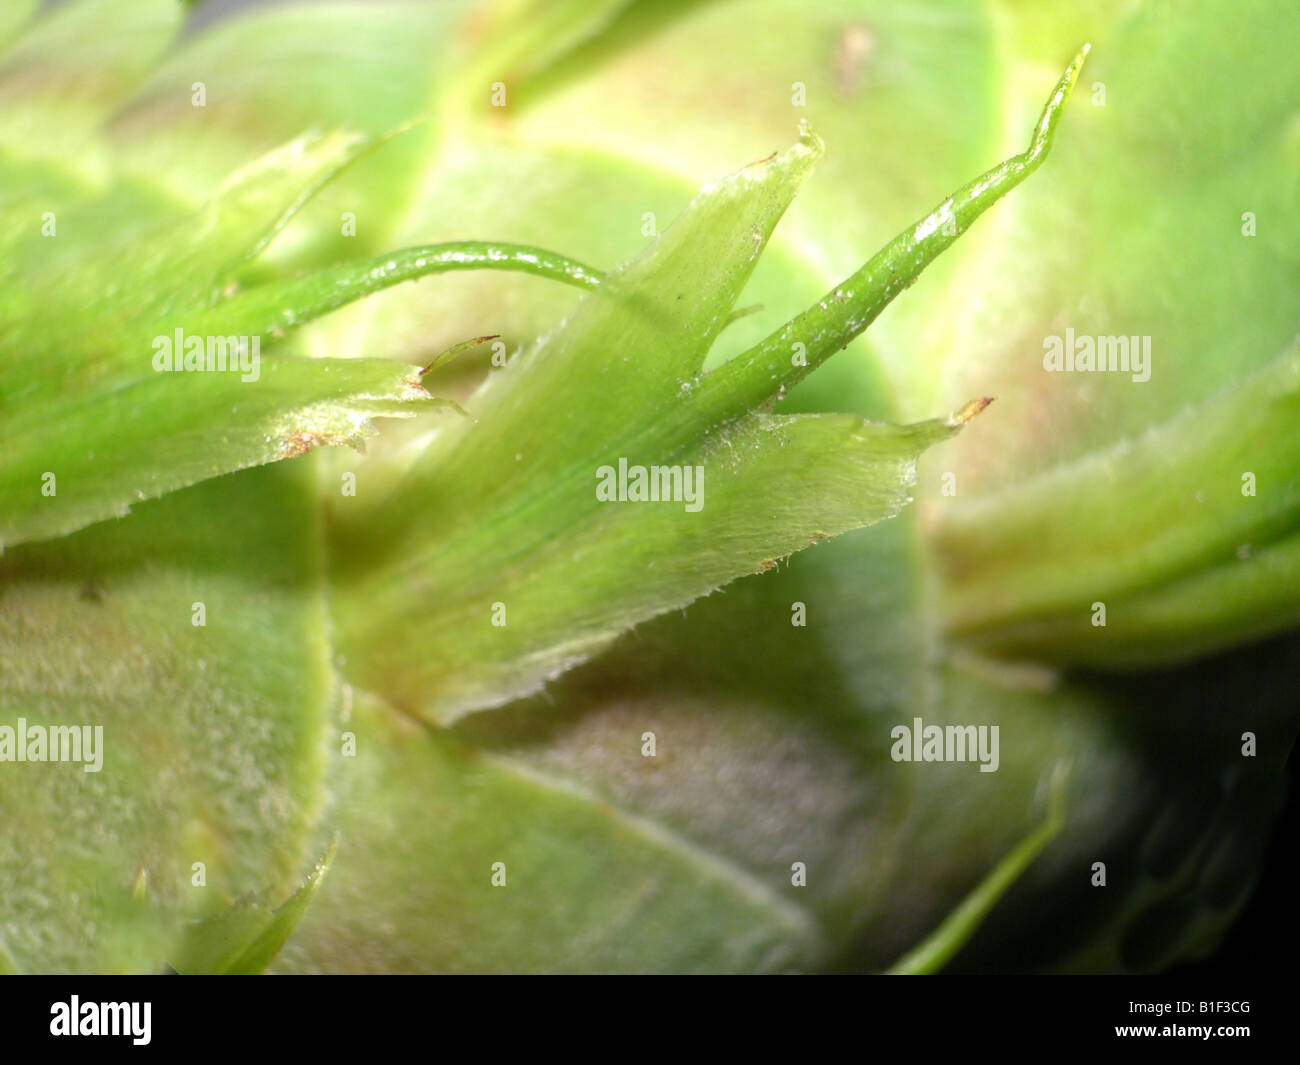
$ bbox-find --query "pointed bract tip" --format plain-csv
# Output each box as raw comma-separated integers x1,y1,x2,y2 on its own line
1064,43,1091,84
950,396,995,426
420,334,501,376
797,120,826,159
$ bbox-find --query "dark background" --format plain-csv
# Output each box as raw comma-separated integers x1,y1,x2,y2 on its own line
1175,745,1297,975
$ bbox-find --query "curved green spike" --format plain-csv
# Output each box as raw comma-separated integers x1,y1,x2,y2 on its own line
205,242,603,340
695,45,1091,423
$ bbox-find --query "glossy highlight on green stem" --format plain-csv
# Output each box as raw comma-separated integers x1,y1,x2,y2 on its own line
694,44,1091,424
209,241,604,338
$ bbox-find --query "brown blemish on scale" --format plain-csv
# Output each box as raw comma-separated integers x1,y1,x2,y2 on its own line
279,429,349,459
757,558,779,574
